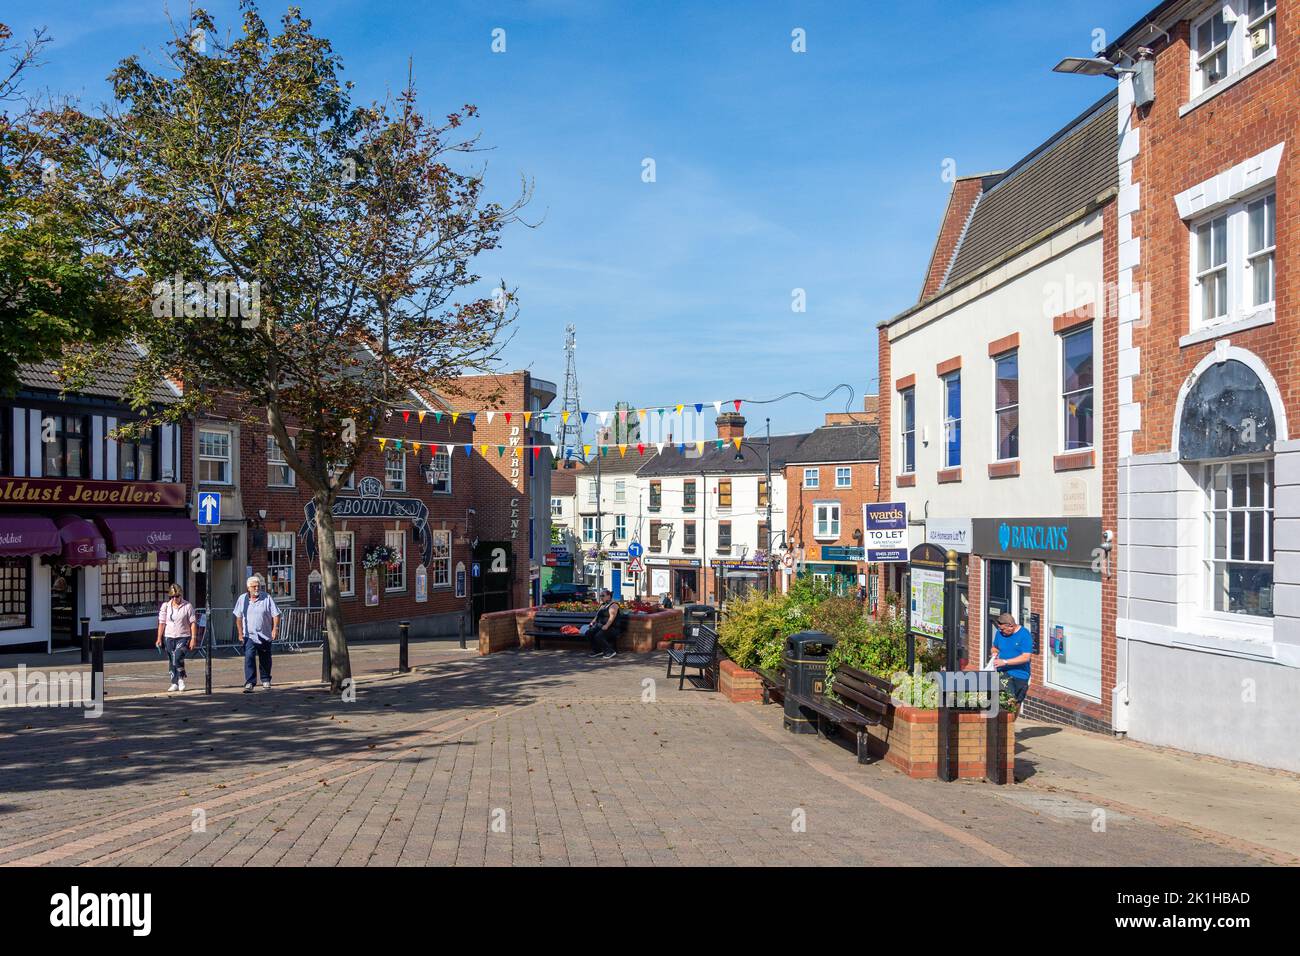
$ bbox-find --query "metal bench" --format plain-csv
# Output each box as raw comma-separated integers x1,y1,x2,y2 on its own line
526,610,627,649
785,664,893,764
666,623,720,690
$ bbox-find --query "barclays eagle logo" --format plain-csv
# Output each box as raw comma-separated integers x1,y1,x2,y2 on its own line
998,522,1010,551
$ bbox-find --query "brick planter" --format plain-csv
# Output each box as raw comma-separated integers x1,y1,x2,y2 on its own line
478,608,532,655
511,607,684,654
864,705,1016,781
719,659,764,703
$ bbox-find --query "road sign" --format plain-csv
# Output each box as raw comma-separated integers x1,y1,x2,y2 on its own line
628,556,643,574
198,492,222,526
628,541,643,559
472,562,481,578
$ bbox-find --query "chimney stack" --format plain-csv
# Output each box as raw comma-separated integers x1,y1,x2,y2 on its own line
715,412,746,441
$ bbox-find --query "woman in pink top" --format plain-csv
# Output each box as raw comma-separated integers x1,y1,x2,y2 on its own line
156,583,198,691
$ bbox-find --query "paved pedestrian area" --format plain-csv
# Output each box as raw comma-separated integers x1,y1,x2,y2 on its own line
0,649,1284,866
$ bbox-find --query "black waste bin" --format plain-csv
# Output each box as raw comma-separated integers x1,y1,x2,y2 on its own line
782,630,836,734
683,603,717,640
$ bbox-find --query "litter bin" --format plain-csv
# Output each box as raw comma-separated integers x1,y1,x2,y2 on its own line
782,630,836,734
683,603,717,640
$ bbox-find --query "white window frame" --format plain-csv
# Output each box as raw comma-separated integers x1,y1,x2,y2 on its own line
615,514,627,541
1060,327,1095,452
428,450,451,494
329,461,355,491
1189,190,1276,333
430,529,451,588
942,371,961,468
993,350,1019,462
582,516,596,543
1201,458,1274,619
803,468,819,489
900,388,916,474
384,529,407,592
615,480,626,503
1190,1,1276,99
267,435,295,488
266,532,295,602
198,428,232,485
335,531,355,597
835,467,851,488
550,497,562,517
813,501,841,541
385,450,406,493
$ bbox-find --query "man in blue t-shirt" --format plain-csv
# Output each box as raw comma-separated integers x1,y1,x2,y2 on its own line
990,613,1034,706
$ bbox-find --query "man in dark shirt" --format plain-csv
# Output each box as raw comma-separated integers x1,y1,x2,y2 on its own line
586,590,621,660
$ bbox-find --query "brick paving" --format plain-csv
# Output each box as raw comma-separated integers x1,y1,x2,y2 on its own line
0,649,1264,866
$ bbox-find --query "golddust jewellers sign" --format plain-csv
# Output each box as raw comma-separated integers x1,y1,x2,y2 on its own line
299,478,434,565
0,477,185,509
864,502,907,562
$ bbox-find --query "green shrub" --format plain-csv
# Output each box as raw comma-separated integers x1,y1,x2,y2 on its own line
823,604,910,695
718,589,811,670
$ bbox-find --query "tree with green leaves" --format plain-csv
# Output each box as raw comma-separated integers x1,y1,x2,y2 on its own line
0,22,129,396
54,4,528,690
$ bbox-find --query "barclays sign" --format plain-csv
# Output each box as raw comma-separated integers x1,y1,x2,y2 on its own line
972,517,1100,564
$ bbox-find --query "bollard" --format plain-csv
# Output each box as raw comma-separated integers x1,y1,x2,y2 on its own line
204,612,213,695
320,626,331,684
398,620,410,673
79,617,91,665
458,614,467,650
90,631,106,706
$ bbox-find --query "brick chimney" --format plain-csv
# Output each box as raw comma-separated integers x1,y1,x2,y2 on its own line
715,412,746,441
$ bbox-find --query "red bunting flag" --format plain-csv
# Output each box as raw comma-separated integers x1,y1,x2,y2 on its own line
637,443,645,455
505,412,512,423
402,410,410,423
532,447,541,459
734,399,742,411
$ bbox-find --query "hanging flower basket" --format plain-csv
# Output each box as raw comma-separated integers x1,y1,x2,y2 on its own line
362,544,401,571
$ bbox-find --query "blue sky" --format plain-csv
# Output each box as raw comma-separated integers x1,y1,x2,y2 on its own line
8,0,1152,438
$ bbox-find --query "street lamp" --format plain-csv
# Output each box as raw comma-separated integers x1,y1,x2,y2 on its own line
733,417,774,593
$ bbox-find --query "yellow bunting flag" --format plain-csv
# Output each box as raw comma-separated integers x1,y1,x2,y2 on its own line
523,411,533,426
583,444,591,457
733,438,742,450
514,446,523,457
696,441,704,453
480,444,489,457
675,404,683,414
412,442,421,453
451,412,460,424
378,438,387,450
417,410,426,424
562,410,571,424
637,408,646,419
618,444,627,457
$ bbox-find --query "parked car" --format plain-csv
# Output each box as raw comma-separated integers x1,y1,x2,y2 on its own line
542,583,593,605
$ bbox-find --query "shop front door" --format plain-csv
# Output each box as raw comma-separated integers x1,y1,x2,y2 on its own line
985,558,1011,663
50,565,78,647
674,570,697,604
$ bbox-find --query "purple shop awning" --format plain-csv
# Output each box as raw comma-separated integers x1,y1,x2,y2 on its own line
0,515,60,557
96,514,202,554
56,515,108,566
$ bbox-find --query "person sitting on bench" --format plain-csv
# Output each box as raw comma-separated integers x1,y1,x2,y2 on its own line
586,590,621,659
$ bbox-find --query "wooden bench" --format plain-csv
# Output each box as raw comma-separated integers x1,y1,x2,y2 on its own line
753,666,785,704
526,610,628,650
785,665,893,764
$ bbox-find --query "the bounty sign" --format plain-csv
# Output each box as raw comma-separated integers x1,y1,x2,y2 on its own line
864,502,907,562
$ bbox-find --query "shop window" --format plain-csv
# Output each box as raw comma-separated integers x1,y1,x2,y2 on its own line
335,532,355,596
44,414,88,478
385,530,406,592
198,428,232,484
1202,460,1274,617
1046,566,1102,701
430,530,451,587
267,436,295,487
101,554,170,619
0,557,32,629
994,350,1019,461
1061,327,1093,451
267,532,295,601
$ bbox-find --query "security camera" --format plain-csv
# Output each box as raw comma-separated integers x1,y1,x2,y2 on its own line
1101,529,1114,553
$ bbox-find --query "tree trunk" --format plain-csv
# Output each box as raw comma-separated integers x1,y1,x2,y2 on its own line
312,490,353,692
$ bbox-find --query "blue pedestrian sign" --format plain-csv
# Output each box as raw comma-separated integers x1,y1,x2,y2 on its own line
198,492,222,526
628,541,643,559
472,562,481,578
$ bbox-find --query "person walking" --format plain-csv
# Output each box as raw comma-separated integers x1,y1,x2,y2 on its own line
989,612,1035,707
234,575,281,692
156,583,198,691
585,589,621,660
